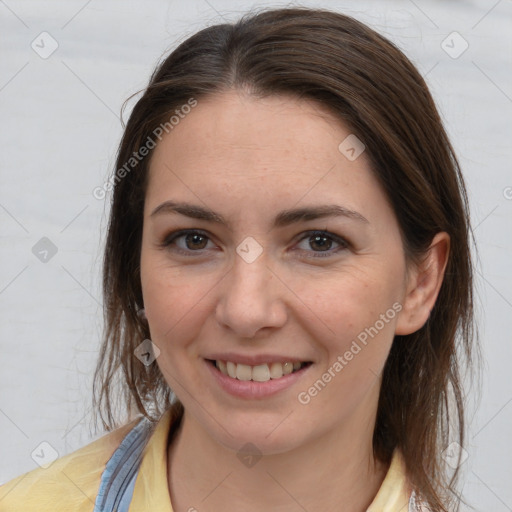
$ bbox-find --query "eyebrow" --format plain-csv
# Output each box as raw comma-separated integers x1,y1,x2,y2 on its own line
150,201,369,228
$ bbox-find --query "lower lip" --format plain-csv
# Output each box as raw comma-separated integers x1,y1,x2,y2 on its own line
204,359,311,399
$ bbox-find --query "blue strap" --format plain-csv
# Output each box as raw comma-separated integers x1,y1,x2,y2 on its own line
93,416,154,512
116,469,138,511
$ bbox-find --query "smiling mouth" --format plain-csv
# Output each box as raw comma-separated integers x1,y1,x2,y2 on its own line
207,359,312,382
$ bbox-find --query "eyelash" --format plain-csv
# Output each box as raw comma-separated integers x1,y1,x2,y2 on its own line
160,229,349,259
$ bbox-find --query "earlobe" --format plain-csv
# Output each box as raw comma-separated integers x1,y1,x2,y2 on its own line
395,232,450,336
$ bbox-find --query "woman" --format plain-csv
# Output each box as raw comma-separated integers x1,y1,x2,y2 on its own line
0,6,476,512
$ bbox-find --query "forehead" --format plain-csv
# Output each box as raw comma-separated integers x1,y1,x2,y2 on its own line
157,93,340,163
145,90,392,226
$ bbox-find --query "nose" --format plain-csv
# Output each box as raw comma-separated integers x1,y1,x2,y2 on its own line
215,252,288,339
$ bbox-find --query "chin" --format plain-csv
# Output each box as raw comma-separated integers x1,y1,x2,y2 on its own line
193,407,306,455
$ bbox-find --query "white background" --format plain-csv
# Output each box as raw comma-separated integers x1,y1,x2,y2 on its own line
1,1,511,510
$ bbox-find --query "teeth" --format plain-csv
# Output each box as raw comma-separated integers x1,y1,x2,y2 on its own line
269,362,284,379
282,362,293,375
214,360,306,382
217,360,227,374
252,364,270,382
236,363,252,381
226,361,237,379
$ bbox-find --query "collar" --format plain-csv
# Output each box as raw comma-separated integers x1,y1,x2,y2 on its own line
128,408,411,511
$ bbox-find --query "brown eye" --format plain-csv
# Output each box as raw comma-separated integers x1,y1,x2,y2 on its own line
309,234,333,251
183,233,208,250
161,230,215,253
295,230,348,257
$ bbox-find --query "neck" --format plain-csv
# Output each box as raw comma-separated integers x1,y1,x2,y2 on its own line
167,405,388,512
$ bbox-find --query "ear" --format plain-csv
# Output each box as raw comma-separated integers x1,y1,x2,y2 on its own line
395,232,450,335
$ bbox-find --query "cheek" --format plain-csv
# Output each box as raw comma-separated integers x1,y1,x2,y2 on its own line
140,259,216,346
293,265,401,388
294,265,401,335
297,283,398,422
141,267,217,388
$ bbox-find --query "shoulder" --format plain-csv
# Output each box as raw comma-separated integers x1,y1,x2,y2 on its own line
0,417,141,512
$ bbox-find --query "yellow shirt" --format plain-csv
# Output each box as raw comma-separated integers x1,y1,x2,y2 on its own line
0,408,411,511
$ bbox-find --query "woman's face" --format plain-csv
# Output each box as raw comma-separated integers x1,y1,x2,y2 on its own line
140,90,410,454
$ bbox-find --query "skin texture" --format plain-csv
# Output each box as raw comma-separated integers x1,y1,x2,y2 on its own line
140,90,450,512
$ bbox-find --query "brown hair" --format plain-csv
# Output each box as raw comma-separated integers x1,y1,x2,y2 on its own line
93,7,477,511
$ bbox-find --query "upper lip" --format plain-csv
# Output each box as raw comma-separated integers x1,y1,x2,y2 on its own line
204,353,312,366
